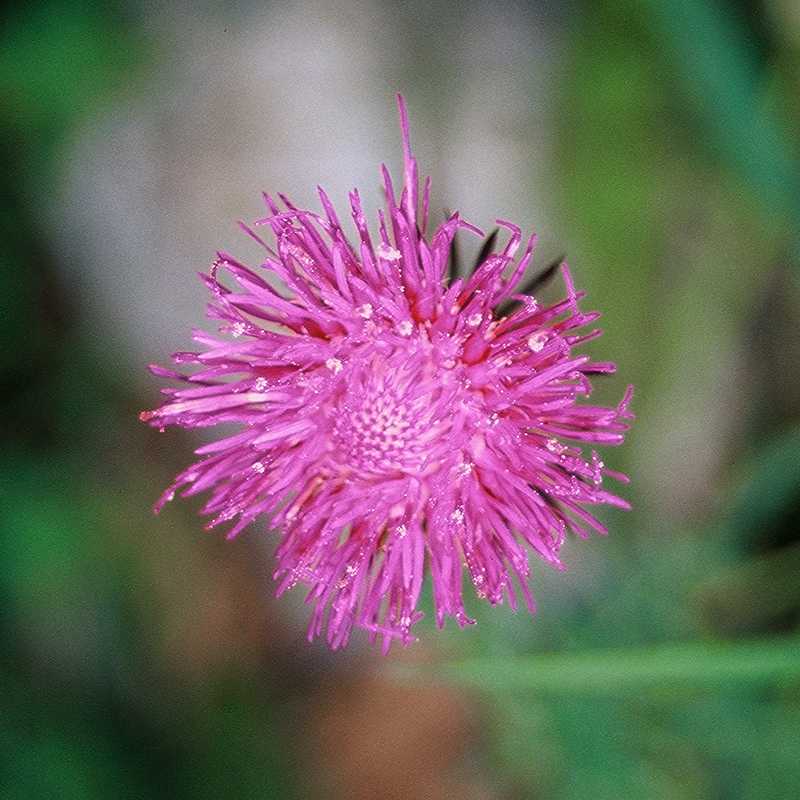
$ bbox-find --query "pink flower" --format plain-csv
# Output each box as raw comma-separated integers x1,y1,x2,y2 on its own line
141,95,634,651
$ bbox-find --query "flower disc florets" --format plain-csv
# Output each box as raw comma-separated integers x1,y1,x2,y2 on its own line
141,95,634,651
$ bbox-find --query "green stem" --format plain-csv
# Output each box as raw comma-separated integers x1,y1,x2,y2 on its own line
407,638,800,694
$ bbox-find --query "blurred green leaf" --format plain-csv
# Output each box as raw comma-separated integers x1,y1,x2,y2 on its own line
181,678,299,800
426,638,800,693
0,1,142,137
0,672,146,800
725,425,800,544
694,543,800,633
642,0,800,228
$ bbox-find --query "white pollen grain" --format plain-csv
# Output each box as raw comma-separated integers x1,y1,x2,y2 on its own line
528,332,548,352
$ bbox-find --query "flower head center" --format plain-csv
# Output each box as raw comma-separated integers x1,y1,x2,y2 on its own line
331,350,451,476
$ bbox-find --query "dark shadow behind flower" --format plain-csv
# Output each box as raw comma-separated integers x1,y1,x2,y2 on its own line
140,95,634,651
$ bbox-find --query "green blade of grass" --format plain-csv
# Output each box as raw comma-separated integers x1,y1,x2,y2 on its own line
642,0,800,234
410,638,800,694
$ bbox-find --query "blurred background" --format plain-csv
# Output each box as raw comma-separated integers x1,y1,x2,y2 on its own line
2,1,800,797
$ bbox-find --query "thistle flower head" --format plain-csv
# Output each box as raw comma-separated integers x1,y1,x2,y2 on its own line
141,95,634,651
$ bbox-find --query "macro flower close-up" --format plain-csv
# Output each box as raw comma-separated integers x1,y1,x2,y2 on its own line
140,95,634,651
7,2,800,796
